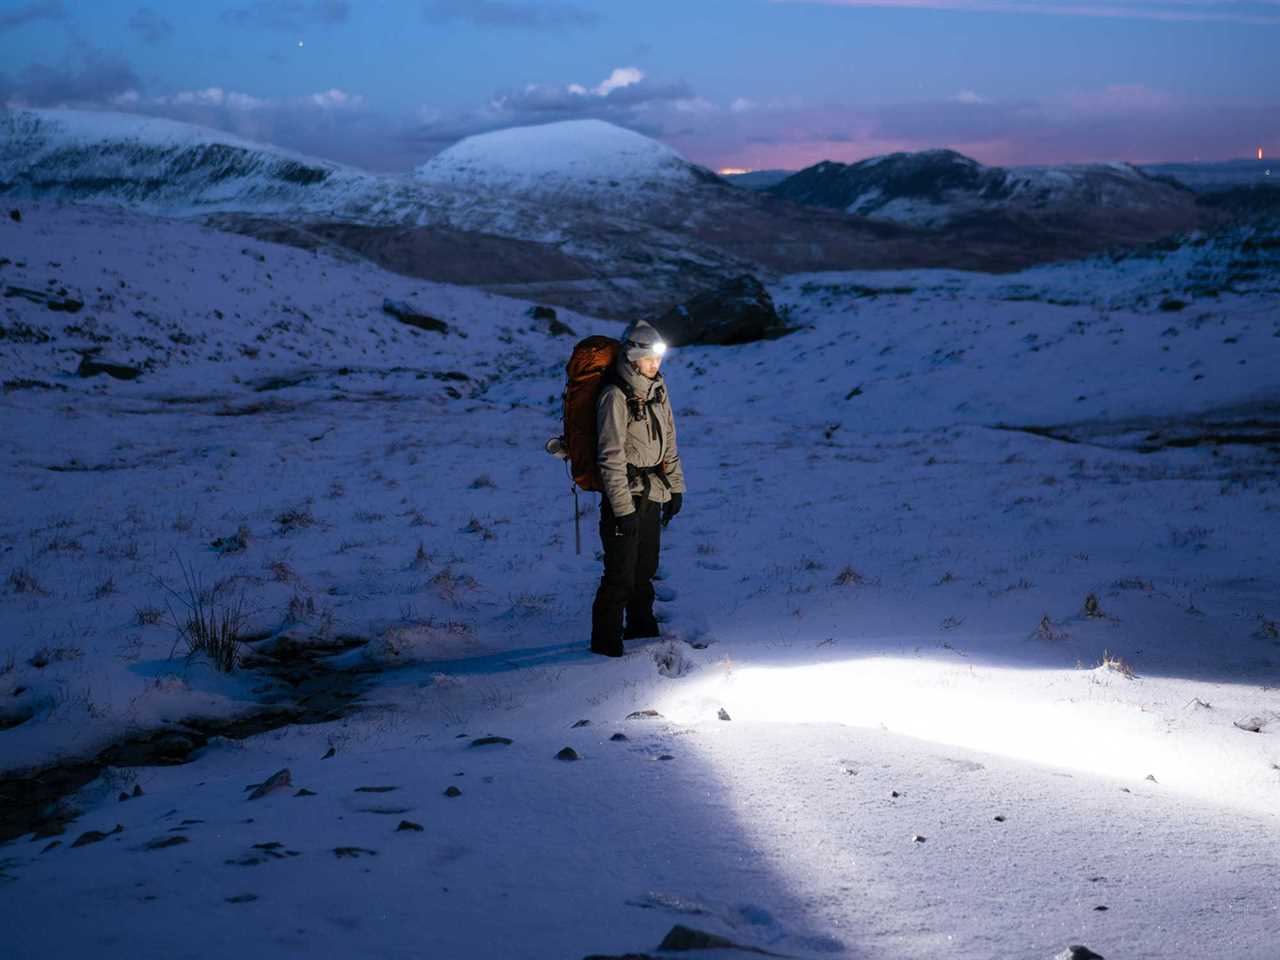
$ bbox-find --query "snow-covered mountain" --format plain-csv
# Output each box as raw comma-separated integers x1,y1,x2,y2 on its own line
415,119,723,209
1,110,1225,320
767,148,1197,228
0,108,436,222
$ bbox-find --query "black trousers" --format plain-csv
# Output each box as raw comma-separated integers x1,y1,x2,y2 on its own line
590,495,662,652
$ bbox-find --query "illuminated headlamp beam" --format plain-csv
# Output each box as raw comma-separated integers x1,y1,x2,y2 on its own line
652,340,668,357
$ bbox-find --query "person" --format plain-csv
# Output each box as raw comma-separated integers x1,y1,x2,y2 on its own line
590,319,686,657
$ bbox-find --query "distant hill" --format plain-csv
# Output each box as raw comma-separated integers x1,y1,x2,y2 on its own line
1140,159,1277,192
0,110,1226,317
722,169,793,190
765,148,1195,229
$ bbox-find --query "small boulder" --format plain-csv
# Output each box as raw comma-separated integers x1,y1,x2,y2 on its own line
396,820,424,832
77,355,142,381
470,735,513,748
444,786,462,798
8,209,20,223
653,275,791,347
71,825,123,848
145,835,189,850
246,768,292,801
555,747,580,762
1055,947,1105,960
529,304,576,337
625,709,664,721
383,297,448,334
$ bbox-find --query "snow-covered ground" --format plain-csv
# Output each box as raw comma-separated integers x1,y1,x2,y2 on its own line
2,200,1278,959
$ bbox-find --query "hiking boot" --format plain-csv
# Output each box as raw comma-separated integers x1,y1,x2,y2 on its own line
590,639,624,658
623,623,661,640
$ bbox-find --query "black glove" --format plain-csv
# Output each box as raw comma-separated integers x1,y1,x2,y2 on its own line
661,492,683,526
615,511,639,537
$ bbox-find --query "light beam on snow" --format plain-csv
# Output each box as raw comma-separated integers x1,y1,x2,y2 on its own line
656,655,1279,815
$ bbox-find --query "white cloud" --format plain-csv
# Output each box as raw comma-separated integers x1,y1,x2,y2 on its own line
951,90,989,104
730,97,757,113
594,67,644,97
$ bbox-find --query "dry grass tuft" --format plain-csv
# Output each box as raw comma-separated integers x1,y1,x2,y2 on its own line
8,566,45,595
1098,650,1136,679
165,557,246,672
1032,615,1070,642
833,566,866,586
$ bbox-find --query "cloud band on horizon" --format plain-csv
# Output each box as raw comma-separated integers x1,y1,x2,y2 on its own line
773,0,1280,25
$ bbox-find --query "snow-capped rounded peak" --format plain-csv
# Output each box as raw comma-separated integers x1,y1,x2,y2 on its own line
414,119,698,193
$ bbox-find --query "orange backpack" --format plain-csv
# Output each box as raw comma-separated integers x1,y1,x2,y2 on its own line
562,335,619,491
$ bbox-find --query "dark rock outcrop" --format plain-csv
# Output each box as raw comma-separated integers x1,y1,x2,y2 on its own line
383,297,449,334
76,355,142,381
653,275,791,347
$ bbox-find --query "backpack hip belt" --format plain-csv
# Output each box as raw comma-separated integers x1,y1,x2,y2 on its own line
626,462,671,501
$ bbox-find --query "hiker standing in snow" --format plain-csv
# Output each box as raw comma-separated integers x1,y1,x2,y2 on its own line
591,320,686,657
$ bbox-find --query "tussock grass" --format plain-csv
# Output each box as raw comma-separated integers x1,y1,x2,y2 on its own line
276,505,315,533
833,566,866,586
1098,650,1137,679
165,556,246,672
1032,615,1070,642
135,604,166,626
8,566,45,595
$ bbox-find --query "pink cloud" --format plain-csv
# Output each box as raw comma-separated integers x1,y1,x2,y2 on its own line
773,0,1280,25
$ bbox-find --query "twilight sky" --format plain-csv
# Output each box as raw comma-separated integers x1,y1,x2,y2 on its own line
1,0,1276,172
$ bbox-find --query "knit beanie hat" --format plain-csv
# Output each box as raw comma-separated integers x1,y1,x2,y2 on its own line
621,319,667,362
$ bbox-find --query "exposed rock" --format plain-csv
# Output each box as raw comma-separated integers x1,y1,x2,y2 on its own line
470,735,513,747
912,834,927,843
555,747,580,762
354,785,398,793
1234,716,1266,733
717,708,732,721
132,783,144,798
571,719,591,728
77,354,142,381
144,834,189,850
383,297,449,334
333,846,378,859
246,768,292,800
444,786,462,798
657,924,782,955
5,284,83,312
528,304,577,337
625,710,664,721
653,275,791,347
294,788,317,797
609,733,629,742
1055,946,1105,960
9,209,20,222
396,820,424,832
71,824,123,848
226,894,258,904
322,746,336,759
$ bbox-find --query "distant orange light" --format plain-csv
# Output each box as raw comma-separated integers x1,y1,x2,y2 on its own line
1259,147,1265,161
719,167,753,176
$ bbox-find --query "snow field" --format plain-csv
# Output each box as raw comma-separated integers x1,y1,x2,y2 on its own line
2,200,1279,958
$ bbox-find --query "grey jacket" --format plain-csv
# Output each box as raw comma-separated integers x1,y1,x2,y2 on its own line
596,355,686,517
